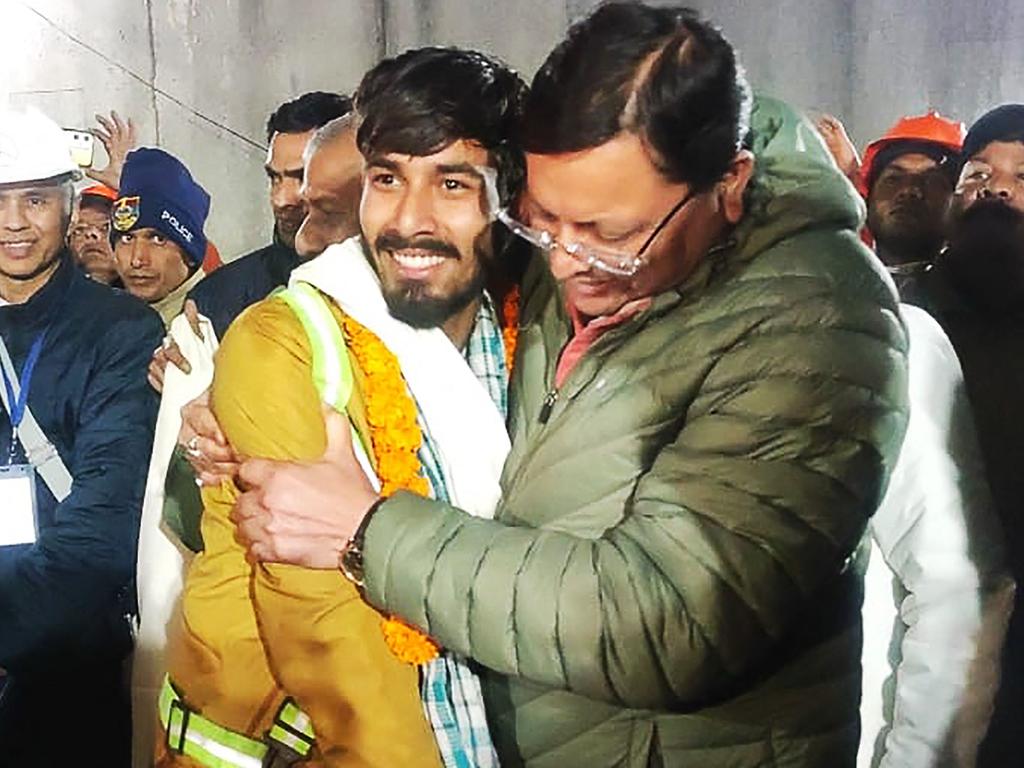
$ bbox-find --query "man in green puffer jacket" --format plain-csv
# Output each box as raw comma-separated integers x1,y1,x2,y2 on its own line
232,4,909,766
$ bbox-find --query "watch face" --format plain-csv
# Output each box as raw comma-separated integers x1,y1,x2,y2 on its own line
340,542,365,588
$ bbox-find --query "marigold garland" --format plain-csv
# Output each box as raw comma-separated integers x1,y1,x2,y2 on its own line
501,285,520,370
341,313,437,664
338,288,520,665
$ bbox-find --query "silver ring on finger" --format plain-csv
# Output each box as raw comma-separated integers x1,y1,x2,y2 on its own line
185,435,202,458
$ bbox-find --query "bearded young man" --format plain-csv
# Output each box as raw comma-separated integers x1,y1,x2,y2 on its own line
68,184,120,284
811,112,1012,767
156,48,526,768
229,5,910,767
929,104,1024,765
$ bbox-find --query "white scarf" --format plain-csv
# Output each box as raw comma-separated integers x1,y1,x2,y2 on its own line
290,236,510,518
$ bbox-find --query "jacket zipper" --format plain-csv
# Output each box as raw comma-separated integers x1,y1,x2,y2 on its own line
538,388,559,424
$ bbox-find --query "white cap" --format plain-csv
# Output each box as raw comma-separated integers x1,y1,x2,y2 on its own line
0,108,82,186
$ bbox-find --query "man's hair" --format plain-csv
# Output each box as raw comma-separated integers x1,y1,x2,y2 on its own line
303,113,357,166
56,179,74,223
523,2,751,192
77,193,113,215
265,91,353,142
354,47,528,207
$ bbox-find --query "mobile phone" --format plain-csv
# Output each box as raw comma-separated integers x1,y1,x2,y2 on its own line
64,128,95,168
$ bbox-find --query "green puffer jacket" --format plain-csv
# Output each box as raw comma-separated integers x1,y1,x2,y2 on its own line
362,97,909,767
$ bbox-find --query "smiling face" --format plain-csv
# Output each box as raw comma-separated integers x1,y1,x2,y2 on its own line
113,227,190,303
0,179,69,301
359,140,494,336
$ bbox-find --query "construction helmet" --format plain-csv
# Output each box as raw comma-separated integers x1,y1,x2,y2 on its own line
0,108,82,186
859,111,965,196
80,183,119,202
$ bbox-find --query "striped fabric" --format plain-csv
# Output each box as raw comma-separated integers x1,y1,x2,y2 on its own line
415,292,507,768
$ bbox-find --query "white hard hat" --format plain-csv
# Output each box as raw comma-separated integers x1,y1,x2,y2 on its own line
0,108,82,186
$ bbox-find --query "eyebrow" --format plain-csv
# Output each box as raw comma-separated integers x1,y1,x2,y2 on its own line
435,163,483,178
0,185,62,197
365,156,400,172
884,164,946,175
523,195,557,221
265,164,304,177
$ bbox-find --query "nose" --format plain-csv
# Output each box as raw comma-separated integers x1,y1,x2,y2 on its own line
548,241,592,281
129,239,148,268
980,168,1019,202
272,178,302,212
0,199,29,231
392,186,436,237
895,180,924,201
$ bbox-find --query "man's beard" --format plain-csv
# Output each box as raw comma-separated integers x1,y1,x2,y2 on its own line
942,199,1024,316
274,212,304,249
868,200,944,264
372,231,490,330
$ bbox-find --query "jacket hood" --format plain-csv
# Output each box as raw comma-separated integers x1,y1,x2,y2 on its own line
731,96,866,262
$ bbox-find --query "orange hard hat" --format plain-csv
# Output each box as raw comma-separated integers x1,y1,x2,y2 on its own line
202,240,223,274
859,111,966,196
80,183,119,202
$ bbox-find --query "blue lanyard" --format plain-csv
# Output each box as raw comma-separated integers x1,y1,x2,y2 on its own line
2,329,49,462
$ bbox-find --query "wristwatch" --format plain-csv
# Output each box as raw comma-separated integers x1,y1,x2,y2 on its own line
339,496,386,588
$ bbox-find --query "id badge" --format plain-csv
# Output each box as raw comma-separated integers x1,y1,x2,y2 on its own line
0,464,39,546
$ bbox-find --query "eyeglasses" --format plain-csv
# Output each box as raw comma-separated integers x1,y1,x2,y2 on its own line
69,222,112,240
495,191,695,277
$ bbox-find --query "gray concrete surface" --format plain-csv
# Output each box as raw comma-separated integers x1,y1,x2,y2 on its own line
4,0,1022,260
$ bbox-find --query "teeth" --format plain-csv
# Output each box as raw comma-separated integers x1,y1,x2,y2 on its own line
393,251,446,269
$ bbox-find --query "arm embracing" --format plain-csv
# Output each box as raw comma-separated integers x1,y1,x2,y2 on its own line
364,299,909,710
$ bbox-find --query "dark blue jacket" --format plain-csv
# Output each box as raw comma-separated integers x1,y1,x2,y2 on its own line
0,254,162,673
187,239,299,339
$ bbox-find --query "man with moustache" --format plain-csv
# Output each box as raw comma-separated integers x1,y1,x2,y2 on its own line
861,113,964,308
931,104,1024,766
811,113,1012,768
0,109,161,766
68,183,120,284
156,48,524,767
112,147,212,326
147,93,355,393
229,4,909,766
816,111,964,309
184,92,353,342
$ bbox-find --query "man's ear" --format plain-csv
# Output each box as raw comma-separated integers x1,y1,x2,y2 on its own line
719,149,755,224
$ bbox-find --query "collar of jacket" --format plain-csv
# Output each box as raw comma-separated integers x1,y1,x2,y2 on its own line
268,234,302,285
153,267,206,327
730,96,865,268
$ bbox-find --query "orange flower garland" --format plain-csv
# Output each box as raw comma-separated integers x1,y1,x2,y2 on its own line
338,286,520,665
500,285,520,370
341,313,437,664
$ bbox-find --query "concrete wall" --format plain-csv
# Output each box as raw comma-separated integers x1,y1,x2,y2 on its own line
4,0,1023,260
